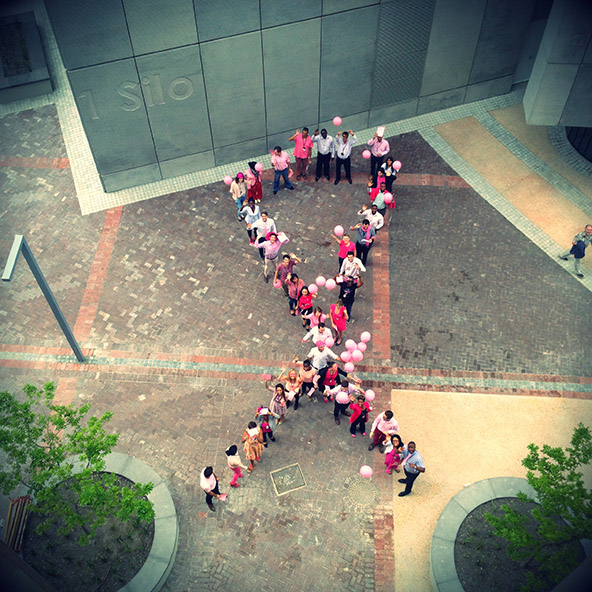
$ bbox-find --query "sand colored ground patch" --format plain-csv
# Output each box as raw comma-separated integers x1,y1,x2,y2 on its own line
390,389,592,592
435,116,591,272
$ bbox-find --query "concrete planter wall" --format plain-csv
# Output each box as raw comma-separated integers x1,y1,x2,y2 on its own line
0,12,52,104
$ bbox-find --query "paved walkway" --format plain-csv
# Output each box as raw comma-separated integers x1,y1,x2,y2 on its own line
1,39,592,592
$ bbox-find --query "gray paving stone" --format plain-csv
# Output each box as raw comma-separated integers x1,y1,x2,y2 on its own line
433,499,467,542
452,479,496,512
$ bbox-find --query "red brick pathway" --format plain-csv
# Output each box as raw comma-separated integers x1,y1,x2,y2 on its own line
0,155,70,169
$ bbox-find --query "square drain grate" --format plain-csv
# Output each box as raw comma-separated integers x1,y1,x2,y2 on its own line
269,463,306,496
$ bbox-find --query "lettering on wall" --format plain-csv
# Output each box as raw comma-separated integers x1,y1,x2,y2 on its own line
77,74,195,120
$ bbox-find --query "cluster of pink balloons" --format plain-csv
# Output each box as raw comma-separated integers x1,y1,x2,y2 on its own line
340,331,372,374
223,162,264,185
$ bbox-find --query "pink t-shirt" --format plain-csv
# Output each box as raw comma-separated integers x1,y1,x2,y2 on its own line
338,239,356,258
272,151,290,171
293,133,313,158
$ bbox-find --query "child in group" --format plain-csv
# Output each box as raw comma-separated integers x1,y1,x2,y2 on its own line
255,406,279,446
225,444,248,488
298,286,316,328
349,395,372,438
241,421,264,472
384,434,406,474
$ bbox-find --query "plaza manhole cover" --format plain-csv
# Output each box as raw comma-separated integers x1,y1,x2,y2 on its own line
270,463,306,496
347,476,380,507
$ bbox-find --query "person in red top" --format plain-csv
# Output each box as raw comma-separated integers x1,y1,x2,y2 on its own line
349,395,372,438
298,286,316,328
331,232,356,272
246,161,263,203
288,127,314,180
330,299,349,345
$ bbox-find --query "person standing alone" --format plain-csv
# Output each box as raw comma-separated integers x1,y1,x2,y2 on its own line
334,130,357,185
289,128,314,180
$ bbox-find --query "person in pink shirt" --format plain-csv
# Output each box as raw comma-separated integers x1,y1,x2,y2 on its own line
368,130,390,178
331,232,356,271
288,127,314,180
368,410,399,452
271,146,294,195
251,232,289,283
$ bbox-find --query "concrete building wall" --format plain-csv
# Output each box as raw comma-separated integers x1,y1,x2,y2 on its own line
44,0,539,192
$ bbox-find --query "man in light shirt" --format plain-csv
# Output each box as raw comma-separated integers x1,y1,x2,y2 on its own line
301,321,331,344
339,251,366,278
358,204,384,231
367,131,390,178
312,128,335,182
398,441,425,497
304,340,339,371
288,127,314,180
271,146,295,195
368,410,399,452
250,211,276,262
334,130,357,185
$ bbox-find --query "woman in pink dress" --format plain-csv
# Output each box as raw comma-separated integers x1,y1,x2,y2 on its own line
384,434,405,474
329,299,349,345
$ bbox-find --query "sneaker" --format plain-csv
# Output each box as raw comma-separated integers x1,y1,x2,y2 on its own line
315,177,320,182
335,418,341,425
264,275,269,283
398,491,410,497
362,432,366,436
559,256,569,261
576,273,584,278
351,434,356,438
398,479,407,484
348,178,352,184
273,191,278,195
334,179,339,185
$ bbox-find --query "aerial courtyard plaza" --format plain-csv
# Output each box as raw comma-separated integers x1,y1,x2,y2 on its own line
1,1,591,591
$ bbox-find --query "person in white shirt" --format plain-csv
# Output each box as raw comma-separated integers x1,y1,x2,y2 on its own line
334,130,357,185
358,204,384,231
301,341,338,370
339,252,366,278
312,128,335,182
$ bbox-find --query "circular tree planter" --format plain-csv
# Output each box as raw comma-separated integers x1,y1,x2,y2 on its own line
26,452,178,592
430,477,563,592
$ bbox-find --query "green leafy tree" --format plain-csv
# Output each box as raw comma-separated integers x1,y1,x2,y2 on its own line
485,423,592,591
0,382,154,545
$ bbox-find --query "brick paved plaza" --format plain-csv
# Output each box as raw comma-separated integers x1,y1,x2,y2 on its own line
1,101,591,592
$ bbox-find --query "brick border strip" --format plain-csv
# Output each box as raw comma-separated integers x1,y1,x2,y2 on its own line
69,452,178,592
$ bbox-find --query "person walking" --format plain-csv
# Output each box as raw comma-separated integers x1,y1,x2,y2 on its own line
380,157,398,192
349,394,372,437
301,306,328,334
253,232,289,283
331,232,357,271
398,441,425,496
351,219,375,267
255,406,279,446
230,173,247,219
302,321,331,345
200,466,225,512
339,251,366,278
329,299,349,345
368,410,399,452
358,204,384,231
339,276,359,320
273,252,301,297
225,445,248,488
265,379,288,424
240,198,261,244
327,380,358,425
312,128,335,181
241,421,265,472
251,211,277,261
367,129,390,178
559,224,592,278
271,146,294,194
334,130,357,185
289,128,314,180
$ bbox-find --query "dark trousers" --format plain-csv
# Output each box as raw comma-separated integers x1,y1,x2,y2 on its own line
262,430,274,443
402,468,420,494
356,242,371,266
286,391,302,410
302,381,314,397
334,400,349,419
335,156,351,183
205,480,220,506
350,415,367,435
370,155,384,178
316,153,331,179
257,236,266,260
343,297,354,320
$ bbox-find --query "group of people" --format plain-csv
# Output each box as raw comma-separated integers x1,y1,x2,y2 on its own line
203,127,424,511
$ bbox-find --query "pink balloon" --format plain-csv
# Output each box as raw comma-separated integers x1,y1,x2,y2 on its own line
352,349,363,362
316,276,326,287
334,225,344,237
324,336,335,348
308,283,319,294
362,150,371,159
326,279,336,290
340,351,352,363
345,339,357,351
364,389,375,401
384,193,393,204
357,342,367,352
261,373,272,380
344,362,355,373
393,160,402,171
255,162,263,172
360,331,372,343
360,465,373,478
336,391,349,404
288,169,294,178
333,116,342,126
223,175,233,185
273,280,282,288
